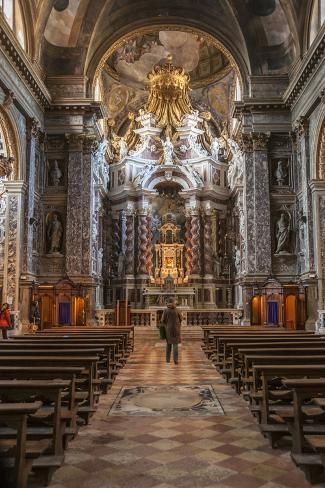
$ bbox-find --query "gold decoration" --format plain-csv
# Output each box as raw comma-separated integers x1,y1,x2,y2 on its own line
145,56,193,136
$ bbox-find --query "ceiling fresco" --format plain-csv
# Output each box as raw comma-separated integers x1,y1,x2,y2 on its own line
105,30,231,89
100,58,236,136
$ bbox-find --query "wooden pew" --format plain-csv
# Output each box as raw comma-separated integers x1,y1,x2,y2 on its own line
282,379,325,483
215,337,324,375
0,356,99,423
0,401,44,488
9,339,124,382
253,359,325,432
0,380,71,457
0,366,85,434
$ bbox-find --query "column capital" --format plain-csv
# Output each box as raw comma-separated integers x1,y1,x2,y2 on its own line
252,132,270,151
26,117,45,142
294,115,309,137
239,133,253,152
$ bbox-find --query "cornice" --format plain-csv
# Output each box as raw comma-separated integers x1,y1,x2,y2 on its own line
0,15,51,109
284,27,325,109
48,99,106,119
232,98,287,118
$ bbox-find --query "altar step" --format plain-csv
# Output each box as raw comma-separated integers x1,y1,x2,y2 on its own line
134,326,203,342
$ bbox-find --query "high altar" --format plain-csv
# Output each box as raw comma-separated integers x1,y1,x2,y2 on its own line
153,213,185,286
105,57,234,311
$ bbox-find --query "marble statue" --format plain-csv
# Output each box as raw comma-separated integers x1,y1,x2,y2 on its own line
210,137,220,160
227,138,244,190
275,160,288,186
234,246,241,273
94,138,108,161
162,137,174,164
47,213,63,254
275,213,290,254
49,160,62,187
119,138,128,160
98,248,103,275
213,254,221,277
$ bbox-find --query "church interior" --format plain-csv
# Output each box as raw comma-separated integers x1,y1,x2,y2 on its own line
0,0,325,487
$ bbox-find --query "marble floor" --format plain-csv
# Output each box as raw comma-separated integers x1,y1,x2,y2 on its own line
44,332,324,488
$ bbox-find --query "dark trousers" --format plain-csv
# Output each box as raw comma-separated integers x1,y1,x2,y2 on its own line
166,343,178,363
1,328,8,340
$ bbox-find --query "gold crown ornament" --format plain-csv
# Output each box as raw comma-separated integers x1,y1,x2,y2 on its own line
145,55,193,134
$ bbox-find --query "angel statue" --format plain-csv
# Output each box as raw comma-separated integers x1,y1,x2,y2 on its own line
210,137,220,160
162,137,174,164
119,138,128,160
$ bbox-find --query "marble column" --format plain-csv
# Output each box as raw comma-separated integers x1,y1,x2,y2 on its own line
191,210,201,276
111,217,120,277
137,210,149,276
242,132,272,275
146,213,153,277
203,211,213,277
296,117,315,273
125,212,135,276
65,133,96,276
65,134,84,275
185,212,193,277
22,118,39,276
2,181,26,310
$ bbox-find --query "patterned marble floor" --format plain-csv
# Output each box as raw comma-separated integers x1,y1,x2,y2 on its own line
43,331,324,488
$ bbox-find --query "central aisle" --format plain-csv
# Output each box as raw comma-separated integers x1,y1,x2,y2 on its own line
49,330,314,488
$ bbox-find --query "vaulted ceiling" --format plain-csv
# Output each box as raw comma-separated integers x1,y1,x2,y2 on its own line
28,0,311,89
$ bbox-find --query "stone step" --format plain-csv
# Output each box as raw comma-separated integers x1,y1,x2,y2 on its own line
135,326,203,341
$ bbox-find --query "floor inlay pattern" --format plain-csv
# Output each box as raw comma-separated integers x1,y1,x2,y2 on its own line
109,385,224,416
44,330,322,488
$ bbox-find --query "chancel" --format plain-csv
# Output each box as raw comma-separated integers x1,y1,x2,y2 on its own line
0,0,324,487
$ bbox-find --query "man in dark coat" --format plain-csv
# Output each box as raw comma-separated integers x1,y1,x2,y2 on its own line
161,298,182,364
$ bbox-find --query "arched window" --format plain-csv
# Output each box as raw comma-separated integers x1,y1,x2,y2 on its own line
0,0,26,50
308,0,325,47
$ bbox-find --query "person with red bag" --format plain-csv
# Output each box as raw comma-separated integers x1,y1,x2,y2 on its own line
0,303,11,339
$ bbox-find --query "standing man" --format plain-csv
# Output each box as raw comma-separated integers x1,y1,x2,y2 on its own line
161,298,182,364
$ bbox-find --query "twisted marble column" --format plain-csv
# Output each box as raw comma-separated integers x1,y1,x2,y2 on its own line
146,214,153,276
112,218,120,276
138,213,149,275
191,213,201,275
185,214,193,276
204,213,213,275
125,214,135,275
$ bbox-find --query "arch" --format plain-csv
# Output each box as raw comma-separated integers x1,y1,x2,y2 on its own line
311,106,325,180
304,0,324,51
86,22,249,98
142,167,199,191
0,106,19,180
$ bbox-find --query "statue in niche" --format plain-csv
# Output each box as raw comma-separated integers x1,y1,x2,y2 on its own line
49,160,63,187
298,212,306,255
98,248,103,275
119,138,128,160
210,137,220,161
234,246,241,274
46,213,63,255
227,138,244,190
162,137,174,164
213,253,221,277
275,160,288,186
275,213,291,254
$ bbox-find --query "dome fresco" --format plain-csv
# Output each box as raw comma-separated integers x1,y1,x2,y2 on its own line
105,30,231,89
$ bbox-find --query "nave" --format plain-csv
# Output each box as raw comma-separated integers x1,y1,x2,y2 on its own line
46,330,314,488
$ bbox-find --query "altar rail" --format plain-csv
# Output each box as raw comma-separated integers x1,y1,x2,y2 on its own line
95,308,241,327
